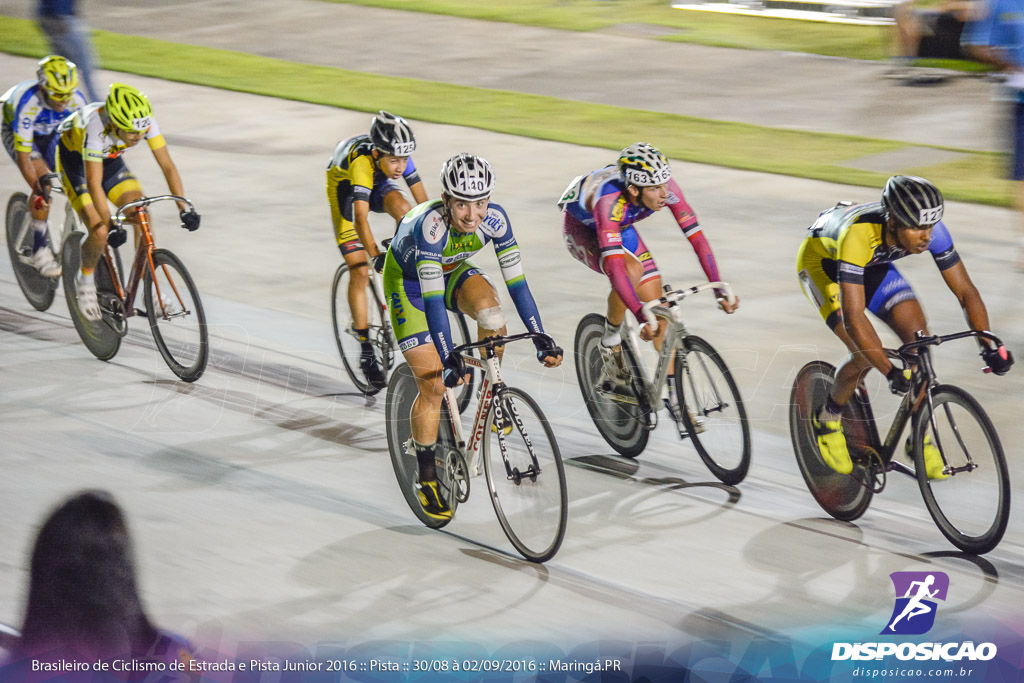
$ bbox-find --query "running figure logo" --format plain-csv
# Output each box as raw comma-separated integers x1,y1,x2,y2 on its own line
882,571,949,635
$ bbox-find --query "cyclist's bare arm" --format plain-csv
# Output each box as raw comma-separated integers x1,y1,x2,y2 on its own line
940,261,992,344
409,179,428,206
151,145,187,213
351,198,379,258
14,150,46,193
839,281,893,375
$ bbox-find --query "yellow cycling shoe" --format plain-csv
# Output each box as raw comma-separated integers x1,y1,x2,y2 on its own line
491,413,514,436
907,435,949,480
812,416,853,475
415,479,453,520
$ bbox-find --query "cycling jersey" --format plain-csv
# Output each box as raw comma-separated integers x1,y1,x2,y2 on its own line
1,80,86,166
797,201,961,328
383,199,544,360
559,166,721,321
326,134,422,246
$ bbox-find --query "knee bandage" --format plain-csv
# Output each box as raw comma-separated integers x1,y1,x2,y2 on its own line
475,306,506,330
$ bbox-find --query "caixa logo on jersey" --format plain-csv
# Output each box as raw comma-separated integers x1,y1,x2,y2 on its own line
831,571,997,662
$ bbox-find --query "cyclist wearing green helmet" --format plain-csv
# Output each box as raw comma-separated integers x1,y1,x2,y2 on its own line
1,55,87,277
54,82,198,321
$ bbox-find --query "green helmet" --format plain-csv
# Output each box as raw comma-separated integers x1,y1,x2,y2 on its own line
37,55,79,97
105,83,153,133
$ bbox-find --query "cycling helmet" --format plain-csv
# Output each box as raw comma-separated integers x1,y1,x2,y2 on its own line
37,55,79,97
369,110,416,156
440,153,495,201
105,83,153,133
618,142,672,187
881,175,944,228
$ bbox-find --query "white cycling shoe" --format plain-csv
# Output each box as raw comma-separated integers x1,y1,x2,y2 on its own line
30,246,61,278
76,275,101,321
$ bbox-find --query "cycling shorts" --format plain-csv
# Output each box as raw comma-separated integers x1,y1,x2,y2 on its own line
55,140,141,213
383,256,488,353
797,236,918,330
326,170,402,246
562,213,659,284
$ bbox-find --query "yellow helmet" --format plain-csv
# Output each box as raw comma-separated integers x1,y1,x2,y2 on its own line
105,83,153,133
36,55,79,97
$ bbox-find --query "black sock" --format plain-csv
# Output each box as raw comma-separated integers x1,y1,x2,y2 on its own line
821,394,844,420
413,440,437,481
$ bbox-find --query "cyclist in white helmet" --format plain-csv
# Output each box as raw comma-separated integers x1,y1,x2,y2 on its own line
382,153,562,520
559,142,738,420
326,111,427,389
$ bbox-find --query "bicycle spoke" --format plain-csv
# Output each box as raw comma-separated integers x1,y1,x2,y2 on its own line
145,249,208,382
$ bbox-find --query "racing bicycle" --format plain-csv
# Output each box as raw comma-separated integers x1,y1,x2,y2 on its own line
385,332,568,563
61,195,208,382
574,281,750,485
330,238,476,410
5,173,72,311
789,330,1011,554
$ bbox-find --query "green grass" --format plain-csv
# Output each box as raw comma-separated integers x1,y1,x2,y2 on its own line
0,15,1009,206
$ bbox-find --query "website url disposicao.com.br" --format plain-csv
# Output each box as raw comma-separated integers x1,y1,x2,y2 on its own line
851,665,979,678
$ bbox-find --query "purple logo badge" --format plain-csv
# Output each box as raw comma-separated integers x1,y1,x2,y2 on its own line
882,571,949,635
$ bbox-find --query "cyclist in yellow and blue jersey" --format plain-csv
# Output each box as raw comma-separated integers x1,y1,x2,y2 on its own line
1,56,87,277
326,111,428,389
797,175,1013,479
382,153,562,520
54,82,197,321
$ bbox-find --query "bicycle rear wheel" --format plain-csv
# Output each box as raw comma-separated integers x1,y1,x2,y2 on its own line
6,192,57,311
61,232,122,361
385,363,462,529
144,248,208,382
674,335,751,484
331,263,392,396
789,361,873,521
913,385,1010,554
483,387,567,562
573,313,649,457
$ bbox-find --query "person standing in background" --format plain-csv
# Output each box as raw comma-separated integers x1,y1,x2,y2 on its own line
963,0,1024,269
37,0,100,103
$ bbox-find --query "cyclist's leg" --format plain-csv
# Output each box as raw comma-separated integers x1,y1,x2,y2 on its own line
341,242,371,330
451,264,506,356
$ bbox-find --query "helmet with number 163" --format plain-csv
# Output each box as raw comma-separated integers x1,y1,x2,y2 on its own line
105,83,153,134
882,175,944,229
37,55,79,98
440,153,495,201
618,142,672,188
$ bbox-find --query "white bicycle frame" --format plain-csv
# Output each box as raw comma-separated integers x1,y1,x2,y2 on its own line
617,281,736,408
10,175,76,266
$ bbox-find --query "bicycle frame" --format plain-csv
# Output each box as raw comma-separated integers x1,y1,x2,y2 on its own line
853,330,1003,483
442,333,548,479
10,173,75,264
619,281,736,408
102,195,196,321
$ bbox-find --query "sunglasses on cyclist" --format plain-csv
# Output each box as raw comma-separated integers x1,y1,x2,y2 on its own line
47,91,74,103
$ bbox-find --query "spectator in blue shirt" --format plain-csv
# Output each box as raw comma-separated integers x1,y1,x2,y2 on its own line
37,0,100,102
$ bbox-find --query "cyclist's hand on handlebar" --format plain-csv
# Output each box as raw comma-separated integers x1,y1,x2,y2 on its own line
180,210,200,232
982,346,1014,376
533,335,563,368
106,219,128,248
717,294,740,314
31,177,52,207
639,317,664,342
373,252,387,274
442,353,469,388
886,365,912,395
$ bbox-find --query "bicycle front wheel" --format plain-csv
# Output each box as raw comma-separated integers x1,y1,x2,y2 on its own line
331,263,392,396
6,192,57,311
573,313,649,457
144,248,208,382
913,385,1010,554
674,335,751,485
789,361,873,521
385,363,461,529
483,387,568,562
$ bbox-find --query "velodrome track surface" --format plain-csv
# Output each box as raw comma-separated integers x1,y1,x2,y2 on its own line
1,52,1023,656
